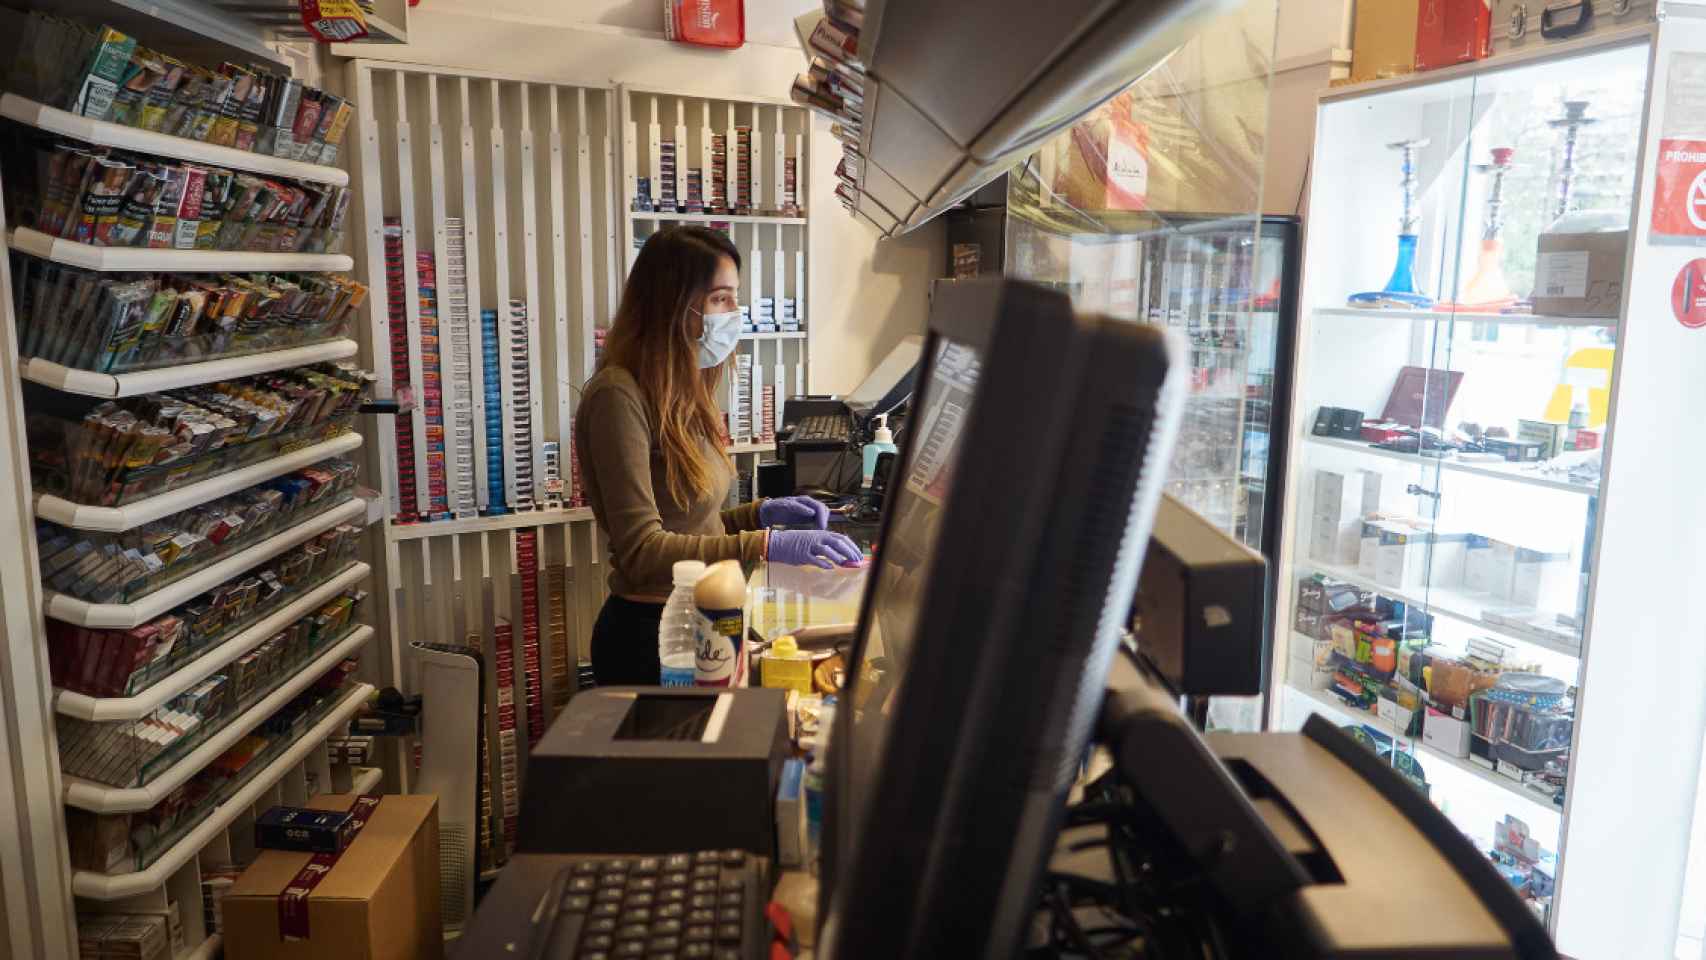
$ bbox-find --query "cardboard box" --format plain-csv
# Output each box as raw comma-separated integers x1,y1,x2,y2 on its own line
1357,520,1387,578
1532,228,1629,318
1413,0,1490,72
1463,536,1517,598
1423,702,1472,757
1511,547,1574,610
1351,0,1420,82
1310,517,1363,566
222,794,441,960
1312,468,1381,522
1376,529,1425,590
1377,693,1416,733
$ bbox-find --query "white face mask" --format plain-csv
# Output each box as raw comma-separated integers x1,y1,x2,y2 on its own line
693,307,743,368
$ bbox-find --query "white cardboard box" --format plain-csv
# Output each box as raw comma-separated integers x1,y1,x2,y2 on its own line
1313,468,1382,522
1377,695,1416,732
1511,548,1574,610
1423,703,1472,758
1357,520,1386,578
1463,537,1518,598
1376,530,1426,590
1310,517,1362,566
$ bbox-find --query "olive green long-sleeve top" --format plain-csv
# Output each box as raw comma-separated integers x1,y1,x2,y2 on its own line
575,366,767,600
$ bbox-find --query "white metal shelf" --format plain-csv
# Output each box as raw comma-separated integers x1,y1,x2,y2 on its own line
63,626,374,813
35,432,364,533
54,562,370,721
8,228,353,274
1304,435,1599,496
1300,558,1582,659
71,682,373,900
44,498,368,629
387,507,597,541
21,340,359,399
0,95,351,186
742,332,807,341
1285,680,1562,819
1313,305,1615,328
630,212,807,226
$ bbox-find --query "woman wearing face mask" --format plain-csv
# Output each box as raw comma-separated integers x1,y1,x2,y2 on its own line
576,226,863,685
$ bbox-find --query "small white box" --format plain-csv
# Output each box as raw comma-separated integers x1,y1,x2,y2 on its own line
1310,518,1362,565
1511,548,1574,611
1313,468,1381,522
1377,694,1415,732
1376,530,1426,590
1357,520,1385,578
1426,534,1470,588
1423,703,1472,758
1463,537,1518,598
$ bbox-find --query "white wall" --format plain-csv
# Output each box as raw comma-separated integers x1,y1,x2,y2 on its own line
1262,0,1352,214
335,2,941,394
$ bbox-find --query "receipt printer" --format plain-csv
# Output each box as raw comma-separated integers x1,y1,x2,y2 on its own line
515,687,790,860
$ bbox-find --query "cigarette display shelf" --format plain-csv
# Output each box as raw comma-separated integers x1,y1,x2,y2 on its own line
21,338,360,399
1282,676,1563,822
8,227,353,274
386,506,595,542
1313,305,1615,329
70,681,374,900
1305,435,1598,497
35,431,364,533
63,624,374,813
631,212,808,226
43,496,367,629
742,332,807,342
0,94,352,186
54,560,371,722
1301,558,1581,660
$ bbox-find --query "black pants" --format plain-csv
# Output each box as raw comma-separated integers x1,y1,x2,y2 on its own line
591,595,666,686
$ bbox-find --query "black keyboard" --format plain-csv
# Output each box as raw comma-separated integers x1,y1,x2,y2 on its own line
797,413,850,443
527,850,768,960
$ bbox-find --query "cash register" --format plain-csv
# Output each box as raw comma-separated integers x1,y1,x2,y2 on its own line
455,278,1556,959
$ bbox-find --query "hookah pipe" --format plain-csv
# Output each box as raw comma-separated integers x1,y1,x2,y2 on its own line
1548,100,1597,221
1349,139,1435,309
1437,147,1519,312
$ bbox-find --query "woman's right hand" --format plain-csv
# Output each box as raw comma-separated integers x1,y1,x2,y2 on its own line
767,530,863,570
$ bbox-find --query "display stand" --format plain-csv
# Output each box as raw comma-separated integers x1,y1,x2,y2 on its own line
1272,18,1706,956
0,10,393,955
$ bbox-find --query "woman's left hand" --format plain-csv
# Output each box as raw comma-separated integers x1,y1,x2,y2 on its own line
759,495,830,530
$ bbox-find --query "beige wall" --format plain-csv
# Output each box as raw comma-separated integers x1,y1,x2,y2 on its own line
333,4,941,394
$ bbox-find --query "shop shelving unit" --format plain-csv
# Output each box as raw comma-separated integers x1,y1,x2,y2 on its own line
617,85,813,490
0,11,389,956
1271,17,1706,957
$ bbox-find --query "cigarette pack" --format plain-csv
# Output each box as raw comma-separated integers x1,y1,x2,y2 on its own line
254,804,357,853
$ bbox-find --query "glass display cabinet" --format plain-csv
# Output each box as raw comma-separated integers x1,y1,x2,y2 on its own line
1272,13,1706,955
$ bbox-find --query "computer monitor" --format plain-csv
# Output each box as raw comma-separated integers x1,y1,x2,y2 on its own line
841,333,922,423
817,278,1184,958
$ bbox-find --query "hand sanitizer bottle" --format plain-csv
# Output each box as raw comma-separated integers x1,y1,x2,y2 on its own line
861,414,898,488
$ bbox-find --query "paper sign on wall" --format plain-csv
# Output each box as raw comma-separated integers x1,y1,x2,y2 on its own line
1650,140,1706,243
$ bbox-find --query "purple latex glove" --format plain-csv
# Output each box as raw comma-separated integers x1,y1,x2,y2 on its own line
759,495,830,530
768,530,863,570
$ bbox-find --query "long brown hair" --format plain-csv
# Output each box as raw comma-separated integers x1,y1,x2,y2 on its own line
601,226,741,509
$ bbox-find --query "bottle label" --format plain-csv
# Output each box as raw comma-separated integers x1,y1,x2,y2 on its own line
695,606,743,686
660,665,695,687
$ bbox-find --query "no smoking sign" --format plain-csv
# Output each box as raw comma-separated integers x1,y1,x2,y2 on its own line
1652,139,1706,241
